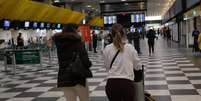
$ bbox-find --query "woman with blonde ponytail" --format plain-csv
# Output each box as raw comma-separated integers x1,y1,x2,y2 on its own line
103,24,142,101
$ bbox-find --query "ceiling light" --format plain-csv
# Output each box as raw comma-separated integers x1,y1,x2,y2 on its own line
100,0,105,3
125,3,129,5
121,0,126,1
86,5,92,8
54,0,60,3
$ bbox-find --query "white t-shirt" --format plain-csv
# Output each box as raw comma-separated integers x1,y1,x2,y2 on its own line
103,43,142,81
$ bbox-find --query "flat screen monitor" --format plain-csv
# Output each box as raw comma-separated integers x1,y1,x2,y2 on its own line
24,21,30,29
51,23,56,29
131,14,145,23
32,22,38,29
40,22,45,28
46,23,51,29
104,16,108,24
3,20,11,30
103,16,117,25
56,24,61,29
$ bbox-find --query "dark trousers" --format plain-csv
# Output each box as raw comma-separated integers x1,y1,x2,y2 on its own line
105,78,135,101
93,42,97,53
193,41,199,52
134,39,140,54
148,40,155,54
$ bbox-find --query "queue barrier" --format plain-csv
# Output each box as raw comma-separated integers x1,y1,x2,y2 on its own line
3,49,42,75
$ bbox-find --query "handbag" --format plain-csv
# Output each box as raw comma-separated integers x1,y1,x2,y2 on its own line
69,52,93,78
134,65,144,82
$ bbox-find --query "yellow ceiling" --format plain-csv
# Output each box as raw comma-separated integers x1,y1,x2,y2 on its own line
0,0,85,24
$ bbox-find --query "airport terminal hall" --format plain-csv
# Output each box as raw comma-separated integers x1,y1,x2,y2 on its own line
1,0,201,101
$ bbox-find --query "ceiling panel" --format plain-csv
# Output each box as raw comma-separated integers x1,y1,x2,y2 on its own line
101,2,146,14
146,0,175,16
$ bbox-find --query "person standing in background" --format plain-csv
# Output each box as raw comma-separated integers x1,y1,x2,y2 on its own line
92,31,98,53
17,33,24,48
166,27,171,47
127,30,133,44
157,28,160,35
99,30,105,52
147,28,156,55
192,27,200,52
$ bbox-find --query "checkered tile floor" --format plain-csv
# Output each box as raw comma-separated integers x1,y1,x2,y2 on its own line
0,38,201,101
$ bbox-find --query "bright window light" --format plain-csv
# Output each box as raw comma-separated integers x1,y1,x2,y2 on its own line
145,16,162,21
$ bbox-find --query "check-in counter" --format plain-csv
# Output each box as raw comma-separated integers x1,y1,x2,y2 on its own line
2,49,42,75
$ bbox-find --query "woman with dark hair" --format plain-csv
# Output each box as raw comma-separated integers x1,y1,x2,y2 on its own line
48,24,92,101
103,24,142,101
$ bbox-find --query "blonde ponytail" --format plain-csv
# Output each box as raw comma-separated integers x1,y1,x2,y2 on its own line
112,24,124,52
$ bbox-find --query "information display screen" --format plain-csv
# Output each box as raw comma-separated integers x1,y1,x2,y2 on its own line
46,23,51,29
40,22,45,28
24,21,30,29
57,24,61,29
32,22,38,28
131,14,145,23
3,20,11,30
103,16,117,24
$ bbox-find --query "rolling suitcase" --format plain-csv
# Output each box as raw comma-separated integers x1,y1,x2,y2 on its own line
133,65,145,101
134,65,155,101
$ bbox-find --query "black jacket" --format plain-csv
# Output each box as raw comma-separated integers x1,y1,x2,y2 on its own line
53,32,92,87
147,29,156,41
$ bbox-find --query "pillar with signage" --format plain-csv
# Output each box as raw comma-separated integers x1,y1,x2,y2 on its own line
79,25,92,51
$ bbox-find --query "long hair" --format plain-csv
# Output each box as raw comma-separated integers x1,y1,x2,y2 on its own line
111,24,125,52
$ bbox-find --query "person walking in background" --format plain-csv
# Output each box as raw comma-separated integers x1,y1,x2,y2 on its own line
92,31,98,53
133,29,141,54
192,27,200,52
103,24,142,101
166,27,171,47
17,33,24,48
127,30,133,44
48,24,92,101
147,28,156,55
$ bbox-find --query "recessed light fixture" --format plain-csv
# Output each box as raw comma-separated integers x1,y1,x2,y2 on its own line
100,0,105,3
87,5,92,8
121,0,126,1
125,3,129,5
54,0,60,2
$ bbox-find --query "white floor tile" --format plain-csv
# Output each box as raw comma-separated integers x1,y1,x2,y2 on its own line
171,95,201,101
166,77,188,80
39,91,63,97
90,91,106,97
0,92,20,98
146,90,170,96
185,73,201,76
25,87,53,92
190,80,201,84
168,84,194,89
145,81,167,85
6,97,34,101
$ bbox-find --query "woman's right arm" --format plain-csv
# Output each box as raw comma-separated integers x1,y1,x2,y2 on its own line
130,45,142,70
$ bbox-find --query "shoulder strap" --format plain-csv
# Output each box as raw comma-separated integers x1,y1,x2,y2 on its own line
110,50,120,69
